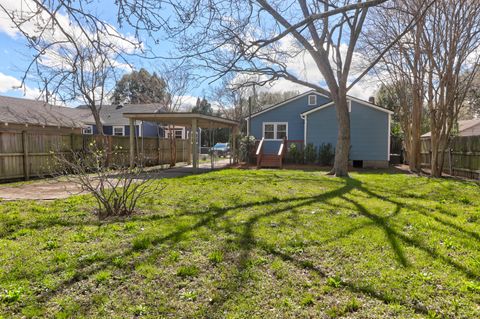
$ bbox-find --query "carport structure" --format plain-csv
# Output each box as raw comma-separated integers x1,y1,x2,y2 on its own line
123,112,239,172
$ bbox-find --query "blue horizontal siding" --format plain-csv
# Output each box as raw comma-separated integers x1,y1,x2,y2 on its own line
89,122,162,137
306,101,389,161
250,93,330,144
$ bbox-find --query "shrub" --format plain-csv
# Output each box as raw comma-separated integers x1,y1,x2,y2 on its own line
239,135,256,163
318,143,335,166
304,143,317,164
52,141,163,219
287,143,304,164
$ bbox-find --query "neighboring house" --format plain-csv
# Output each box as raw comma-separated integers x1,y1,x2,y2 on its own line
162,126,189,139
78,103,165,137
422,119,480,138
0,95,91,133
247,90,393,168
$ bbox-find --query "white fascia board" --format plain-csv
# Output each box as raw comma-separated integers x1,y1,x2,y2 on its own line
301,102,335,117
347,96,394,115
250,90,329,119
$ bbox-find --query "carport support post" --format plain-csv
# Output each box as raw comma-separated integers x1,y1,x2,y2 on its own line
191,118,198,172
231,125,237,164
129,118,136,168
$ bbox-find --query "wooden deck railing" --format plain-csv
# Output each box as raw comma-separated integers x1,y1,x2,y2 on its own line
256,138,265,168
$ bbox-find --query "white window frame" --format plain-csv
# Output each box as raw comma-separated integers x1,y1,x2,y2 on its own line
348,100,352,113
82,125,93,135
174,129,183,139
308,94,317,106
262,122,288,140
112,125,125,136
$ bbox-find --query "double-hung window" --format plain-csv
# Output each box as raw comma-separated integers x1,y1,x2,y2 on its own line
263,122,288,140
82,125,93,135
113,126,125,136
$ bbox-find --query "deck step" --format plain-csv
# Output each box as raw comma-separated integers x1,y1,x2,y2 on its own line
259,154,282,168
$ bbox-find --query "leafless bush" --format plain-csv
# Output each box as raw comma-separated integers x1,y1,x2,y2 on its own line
53,141,162,219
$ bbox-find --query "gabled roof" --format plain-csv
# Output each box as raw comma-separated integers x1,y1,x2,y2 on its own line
301,96,394,116
248,90,329,119
422,119,480,137
0,95,91,128
248,89,393,119
80,103,166,126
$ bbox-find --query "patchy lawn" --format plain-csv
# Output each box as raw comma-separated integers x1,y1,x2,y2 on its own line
0,169,479,318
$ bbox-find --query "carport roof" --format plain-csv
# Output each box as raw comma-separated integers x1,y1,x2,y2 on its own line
123,112,238,128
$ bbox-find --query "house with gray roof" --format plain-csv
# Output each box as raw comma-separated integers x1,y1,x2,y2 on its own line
247,90,393,168
78,103,166,137
0,95,91,133
422,119,480,138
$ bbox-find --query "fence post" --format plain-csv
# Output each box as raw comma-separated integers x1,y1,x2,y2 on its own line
70,133,75,152
157,134,161,165
106,135,112,167
22,130,29,181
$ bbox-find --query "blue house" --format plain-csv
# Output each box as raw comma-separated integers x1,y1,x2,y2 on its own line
79,103,164,137
247,90,393,168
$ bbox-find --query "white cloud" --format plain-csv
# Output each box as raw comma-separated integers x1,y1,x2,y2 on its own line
236,35,379,100
178,95,199,111
0,72,41,99
0,0,140,66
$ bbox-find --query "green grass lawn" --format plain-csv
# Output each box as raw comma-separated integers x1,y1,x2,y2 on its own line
0,169,479,318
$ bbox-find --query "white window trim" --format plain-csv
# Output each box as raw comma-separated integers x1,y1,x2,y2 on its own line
82,125,93,135
308,94,317,106
262,122,288,140
348,100,352,113
137,122,143,137
388,114,391,161
174,129,183,139
112,125,125,136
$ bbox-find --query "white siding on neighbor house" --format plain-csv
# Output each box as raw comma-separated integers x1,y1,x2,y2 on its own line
461,123,480,136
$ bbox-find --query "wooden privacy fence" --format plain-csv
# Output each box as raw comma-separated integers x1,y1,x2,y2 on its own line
420,136,480,179
0,131,191,181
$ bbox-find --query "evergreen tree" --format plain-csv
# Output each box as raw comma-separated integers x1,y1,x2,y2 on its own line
111,68,167,104
192,97,213,115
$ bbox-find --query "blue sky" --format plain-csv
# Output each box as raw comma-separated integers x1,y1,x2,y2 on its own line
0,0,209,105
0,0,377,106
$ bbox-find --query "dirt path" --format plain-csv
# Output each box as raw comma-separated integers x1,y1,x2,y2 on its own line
0,159,232,201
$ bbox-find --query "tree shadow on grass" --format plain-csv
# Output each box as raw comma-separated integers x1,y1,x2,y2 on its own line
358,181,480,247
201,177,478,317
348,178,479,280
36,179,357,308
11,174,479,318
201,180,358,316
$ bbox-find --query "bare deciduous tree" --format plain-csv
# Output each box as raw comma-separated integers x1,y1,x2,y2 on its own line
115,0,431,176
3,1,431,176
367,0,480,176
422,0,480,177
0,0,140,135
366,0,428,172
160,64,193,167
53,141,162,219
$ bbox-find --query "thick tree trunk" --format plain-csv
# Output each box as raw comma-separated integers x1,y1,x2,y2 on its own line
331,95,351,177
90,108,104,136
408,88,423,172
432,134,448,177
430,131,440,177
